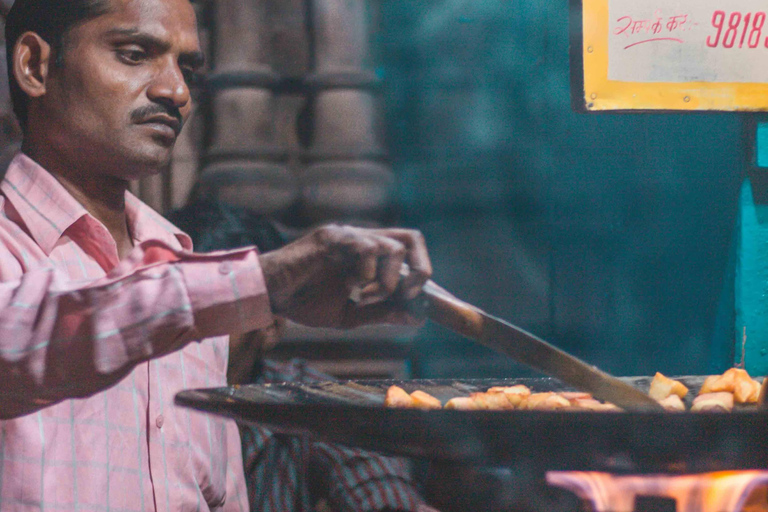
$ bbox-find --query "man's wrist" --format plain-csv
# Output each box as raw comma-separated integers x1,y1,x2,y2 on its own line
257,238,326,316
258,251,290,315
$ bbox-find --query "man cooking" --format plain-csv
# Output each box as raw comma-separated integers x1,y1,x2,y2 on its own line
0,0,433,510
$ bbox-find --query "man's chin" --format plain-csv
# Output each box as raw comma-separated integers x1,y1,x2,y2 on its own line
120,147,174,180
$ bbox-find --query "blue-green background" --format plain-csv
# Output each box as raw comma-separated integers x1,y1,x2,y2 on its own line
371,1,746,377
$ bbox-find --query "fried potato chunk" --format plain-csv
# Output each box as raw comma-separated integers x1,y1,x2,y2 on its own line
698,368,761,403
657,394,686,412
486,385,531,408
470,392,516,410
734,377,761,404
699,368,744,394
567,398,602,410
648,372,689,401
410,390,442,409
384,385,416,408
734,377,762,404
559,392,593,402
691,392,734,412
698,375,720,395
444,397,480,410
566,397,622,412
520,392,571,411
487,385,531,397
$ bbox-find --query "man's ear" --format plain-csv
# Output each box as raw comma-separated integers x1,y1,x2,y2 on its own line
13,32,52,99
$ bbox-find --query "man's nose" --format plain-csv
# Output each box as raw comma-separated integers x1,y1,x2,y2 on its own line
147,58,191,110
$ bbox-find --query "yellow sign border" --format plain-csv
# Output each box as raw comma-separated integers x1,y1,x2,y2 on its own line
582,0,768,111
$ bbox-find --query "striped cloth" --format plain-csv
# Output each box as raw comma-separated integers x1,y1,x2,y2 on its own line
0,153,275,511
240,360,426,512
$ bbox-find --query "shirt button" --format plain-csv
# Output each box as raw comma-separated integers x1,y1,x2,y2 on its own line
155,415,164,428
219,261,233,275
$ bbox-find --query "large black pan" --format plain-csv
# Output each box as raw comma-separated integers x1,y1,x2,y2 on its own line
175,375,768,474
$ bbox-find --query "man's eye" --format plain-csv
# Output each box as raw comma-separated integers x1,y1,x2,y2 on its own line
117,49,146,64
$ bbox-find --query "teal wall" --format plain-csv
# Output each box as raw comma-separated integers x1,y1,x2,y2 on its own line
373,0,746,377
737,126,768,376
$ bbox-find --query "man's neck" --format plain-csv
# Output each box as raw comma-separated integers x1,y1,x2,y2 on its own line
21,140,135,259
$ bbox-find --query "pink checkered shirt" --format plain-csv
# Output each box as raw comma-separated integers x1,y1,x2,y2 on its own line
0,153,274,511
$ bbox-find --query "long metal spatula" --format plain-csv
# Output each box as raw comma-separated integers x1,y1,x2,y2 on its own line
417,280,663,412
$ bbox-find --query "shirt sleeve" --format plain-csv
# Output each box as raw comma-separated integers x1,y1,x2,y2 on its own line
0,239,273,418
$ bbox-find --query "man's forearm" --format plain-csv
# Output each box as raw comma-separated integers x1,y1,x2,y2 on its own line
0,240,273,417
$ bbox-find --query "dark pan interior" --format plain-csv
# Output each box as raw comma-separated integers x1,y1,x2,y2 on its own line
176,376,768,474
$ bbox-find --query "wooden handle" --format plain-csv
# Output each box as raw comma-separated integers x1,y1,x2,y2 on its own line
421,281,486,340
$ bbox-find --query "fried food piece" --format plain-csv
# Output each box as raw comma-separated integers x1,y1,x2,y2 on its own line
487,385,532,397
566,397,622,412
657,394,686,412
385,385,416,408
559,392,593,402
444,397,480,410
567,397,602,410
486,385,531,408
384,386,443,409
520,392,571,411
699,368,746,394
699,375,720,395
558,392,600,410
714,368,744,394
470,392,516,410
466,393,492,409
410,390,442,409
698,368,761,403
648,372,689,401
734,378,761,403
468,392,508,409
691,392,734,412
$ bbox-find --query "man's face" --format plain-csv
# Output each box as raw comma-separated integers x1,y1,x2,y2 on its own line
37,0,203,180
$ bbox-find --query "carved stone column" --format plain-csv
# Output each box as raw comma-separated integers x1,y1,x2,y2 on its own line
267,0,311,221
301,0,395,225
200,0,296,217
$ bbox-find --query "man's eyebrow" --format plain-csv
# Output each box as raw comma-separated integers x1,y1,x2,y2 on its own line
105,28,205,68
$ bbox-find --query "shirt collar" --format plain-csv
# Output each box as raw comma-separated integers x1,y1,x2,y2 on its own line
1,153,88,255
126,192,192,251
1,152,192,254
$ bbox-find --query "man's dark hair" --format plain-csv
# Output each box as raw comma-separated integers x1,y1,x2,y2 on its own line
5,0,112,130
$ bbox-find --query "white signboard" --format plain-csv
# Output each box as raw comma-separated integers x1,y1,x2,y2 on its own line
608,0,768,83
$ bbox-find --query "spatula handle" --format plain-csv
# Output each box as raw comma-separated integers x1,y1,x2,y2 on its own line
420,281,485,340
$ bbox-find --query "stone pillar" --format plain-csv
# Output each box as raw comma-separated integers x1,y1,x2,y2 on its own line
301,0,395,226
200,0,296,217
266,0,311,220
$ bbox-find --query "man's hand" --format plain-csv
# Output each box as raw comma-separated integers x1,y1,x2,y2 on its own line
258,225,432,328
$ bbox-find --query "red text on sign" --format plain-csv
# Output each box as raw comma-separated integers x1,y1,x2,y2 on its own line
706,10,767,48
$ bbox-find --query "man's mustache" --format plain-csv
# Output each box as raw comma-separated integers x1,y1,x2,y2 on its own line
130,104,183,126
